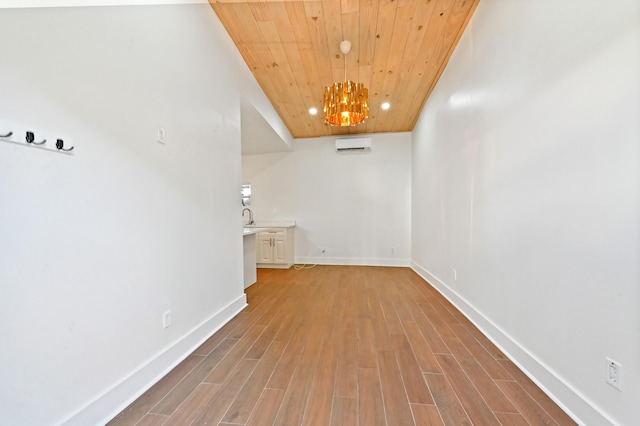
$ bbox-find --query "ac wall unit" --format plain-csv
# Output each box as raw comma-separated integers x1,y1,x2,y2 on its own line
335,137,372,153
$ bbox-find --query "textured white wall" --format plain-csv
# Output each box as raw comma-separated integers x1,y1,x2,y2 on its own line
411,0,639,424
242,133,412,266
0,5,251,425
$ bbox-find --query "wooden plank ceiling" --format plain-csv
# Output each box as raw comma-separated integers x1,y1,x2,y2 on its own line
209,0,479,139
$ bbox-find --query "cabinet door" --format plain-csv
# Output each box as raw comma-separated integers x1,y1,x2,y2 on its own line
257,235,274,263
272,236,287,264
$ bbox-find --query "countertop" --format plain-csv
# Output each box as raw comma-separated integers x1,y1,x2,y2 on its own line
243,227,274,236
243,221,296,229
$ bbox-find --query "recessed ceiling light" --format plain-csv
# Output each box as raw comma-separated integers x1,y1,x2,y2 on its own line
381,102,391,110
309,107,318,115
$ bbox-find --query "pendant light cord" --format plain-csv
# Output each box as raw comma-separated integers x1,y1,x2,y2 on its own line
344,50,347,82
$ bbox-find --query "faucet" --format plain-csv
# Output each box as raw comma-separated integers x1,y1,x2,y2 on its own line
242,207,254,225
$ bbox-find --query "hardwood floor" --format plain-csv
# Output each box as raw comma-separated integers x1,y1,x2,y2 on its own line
108,266,576,426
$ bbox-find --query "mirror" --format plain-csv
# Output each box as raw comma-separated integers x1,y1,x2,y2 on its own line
241,183,251,206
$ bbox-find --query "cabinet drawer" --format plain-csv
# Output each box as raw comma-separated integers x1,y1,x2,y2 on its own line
258,230,286,238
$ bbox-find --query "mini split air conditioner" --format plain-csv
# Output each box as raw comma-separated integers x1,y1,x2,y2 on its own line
335,137,372,153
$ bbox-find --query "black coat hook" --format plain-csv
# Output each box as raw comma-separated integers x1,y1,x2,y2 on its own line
26,131,46,145
0,131,12,138
56,138,74,152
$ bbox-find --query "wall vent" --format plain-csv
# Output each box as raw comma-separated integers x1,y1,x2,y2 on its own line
335,137,372,153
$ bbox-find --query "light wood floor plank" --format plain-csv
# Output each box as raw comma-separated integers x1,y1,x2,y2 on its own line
377,349,415,426
411,403,444,426
494,411,530,425
357,318,378,368
459,322,509,360
448,323,513,380
378,285,406,337
424,373,473,426
402,320,442,373
192,311,250,355
134,413,168,426
370,305,394,351
266,328,307,390
497,361,577,425
458,355,517,413
113,266,575,426
190,358,259,425
330,396,358,426
204,324,266,383
301,334,339,426
495,380,558,426
162,382,220,426
392,334,434,404
435,353,501,425
388,280,417,323
407,303,450,354
149,338,238,416
107,355,202,425
244,320,282,360
273,363,317,425
299,309,330,365
246,388,286,426
358,368,386,426
418,300,458,340
442,334,516,413
221,340,287,424
334,317,359,397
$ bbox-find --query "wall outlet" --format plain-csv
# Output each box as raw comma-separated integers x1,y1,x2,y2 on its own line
452,269,457,281
163,310,172,329
157,127,165,144
606,357,622,391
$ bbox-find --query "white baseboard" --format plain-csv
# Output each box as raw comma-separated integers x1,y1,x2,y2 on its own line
295,256,410,267
410,261,617,426
58,294,248,426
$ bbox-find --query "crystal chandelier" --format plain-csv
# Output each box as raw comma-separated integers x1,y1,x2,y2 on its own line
323,40,369,127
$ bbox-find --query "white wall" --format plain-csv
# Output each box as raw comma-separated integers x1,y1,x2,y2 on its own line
411,1,639,425
0,5,252,425
242,133,412,266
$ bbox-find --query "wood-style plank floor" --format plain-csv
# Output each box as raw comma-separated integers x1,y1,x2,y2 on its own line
108,266,576,426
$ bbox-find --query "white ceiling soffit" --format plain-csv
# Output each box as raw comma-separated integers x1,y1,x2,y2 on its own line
241,102,292,156
0,0,206,8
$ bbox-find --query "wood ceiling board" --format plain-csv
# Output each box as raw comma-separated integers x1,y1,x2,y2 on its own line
379,2,418,106
248,2,272,21
324,0,346,83
383,1,438,131
358,0,377,68
368,0,398,133
388,0,461,131
397,0,437,78
341,11,361,81
407,0,480,130
209,0,479,139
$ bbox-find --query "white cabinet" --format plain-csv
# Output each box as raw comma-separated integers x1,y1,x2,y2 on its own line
242,233,257,288
256,227,294,269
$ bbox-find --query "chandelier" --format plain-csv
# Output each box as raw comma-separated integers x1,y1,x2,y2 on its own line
323,40,369,127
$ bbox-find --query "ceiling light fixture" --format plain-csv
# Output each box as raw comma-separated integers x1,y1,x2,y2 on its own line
381,102,391,110
323,40,369,127
309,107,318,115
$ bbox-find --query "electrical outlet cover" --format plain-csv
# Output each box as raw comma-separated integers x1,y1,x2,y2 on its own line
163,310,172,329
606,357,622,391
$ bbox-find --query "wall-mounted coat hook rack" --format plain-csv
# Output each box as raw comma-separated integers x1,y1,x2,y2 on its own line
1,124,75,155
26,131,46,145
56,138,74,152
